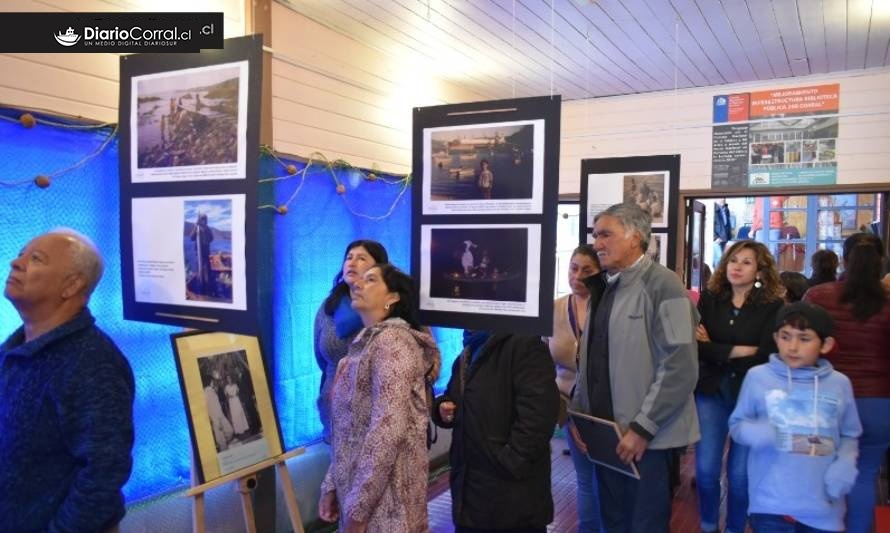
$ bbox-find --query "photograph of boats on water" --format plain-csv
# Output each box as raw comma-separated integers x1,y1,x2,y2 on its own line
422,119,545,215
130,61,249,183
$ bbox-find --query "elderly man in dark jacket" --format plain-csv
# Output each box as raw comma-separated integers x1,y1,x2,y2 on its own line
0,229,134,533
433,330,559,533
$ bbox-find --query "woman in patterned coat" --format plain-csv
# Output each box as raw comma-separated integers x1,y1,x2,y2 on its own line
318,263,440,533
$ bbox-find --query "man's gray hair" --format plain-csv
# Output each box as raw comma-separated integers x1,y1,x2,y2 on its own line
594,202,652,251
48,228,104,299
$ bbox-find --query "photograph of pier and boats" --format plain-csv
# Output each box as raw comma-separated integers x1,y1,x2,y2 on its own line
428,123,535,201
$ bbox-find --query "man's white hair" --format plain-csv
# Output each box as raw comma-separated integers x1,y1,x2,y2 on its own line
47,227,104,299
594,202,653,251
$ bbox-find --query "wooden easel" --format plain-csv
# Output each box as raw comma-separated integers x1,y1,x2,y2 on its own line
186,447,306,533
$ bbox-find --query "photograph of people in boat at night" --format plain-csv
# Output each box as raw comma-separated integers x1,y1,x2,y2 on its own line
428,226,528,303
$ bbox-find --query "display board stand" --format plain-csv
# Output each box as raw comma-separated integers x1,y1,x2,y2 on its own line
185,447,306,533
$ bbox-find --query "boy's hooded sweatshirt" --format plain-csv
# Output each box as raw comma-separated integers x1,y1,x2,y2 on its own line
729,354,861,531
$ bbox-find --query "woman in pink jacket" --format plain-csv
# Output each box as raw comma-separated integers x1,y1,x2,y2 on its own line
318,264,440,533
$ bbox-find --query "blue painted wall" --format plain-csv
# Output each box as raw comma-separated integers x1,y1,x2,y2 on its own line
0,116,461,502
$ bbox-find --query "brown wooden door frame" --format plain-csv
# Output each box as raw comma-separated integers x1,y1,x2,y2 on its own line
685,199,706,290
673,183,890,283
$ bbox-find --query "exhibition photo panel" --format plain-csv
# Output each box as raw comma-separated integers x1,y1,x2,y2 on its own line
422,119,545,215
130,60,249,183
131,194,247,311
420,224,541,317
412,96,559,335
580,155,680,271
172,331,283,483
119,36,262,333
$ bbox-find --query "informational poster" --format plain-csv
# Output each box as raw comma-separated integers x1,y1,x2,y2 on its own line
119,35,262,333
712,83,839,189
412,96,560,335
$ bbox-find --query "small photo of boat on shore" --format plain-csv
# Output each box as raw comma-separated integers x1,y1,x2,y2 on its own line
135,64,241,170
183,199,234,304
429,123,535,201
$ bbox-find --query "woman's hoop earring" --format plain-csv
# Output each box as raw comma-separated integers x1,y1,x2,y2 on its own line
384,303,390,311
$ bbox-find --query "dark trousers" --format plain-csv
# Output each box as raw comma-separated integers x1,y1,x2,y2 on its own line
595,447,678,533
749,513,836,532
454,526,547,533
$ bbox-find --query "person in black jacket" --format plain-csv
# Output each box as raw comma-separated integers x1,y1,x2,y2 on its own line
694,240,784,533
433,331,559,533
713,199,734,265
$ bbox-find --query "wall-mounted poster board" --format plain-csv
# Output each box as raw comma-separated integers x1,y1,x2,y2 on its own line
119,35,262,334
412,96,560,336
580,155,680,271
711,83,839,189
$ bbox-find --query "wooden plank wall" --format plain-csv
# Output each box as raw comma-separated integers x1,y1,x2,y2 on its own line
560,68,890,194
268,2,487,174
0,0,887,192
0,0,246,123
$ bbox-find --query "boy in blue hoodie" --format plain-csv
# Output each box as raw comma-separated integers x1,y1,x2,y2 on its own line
729,302,862,532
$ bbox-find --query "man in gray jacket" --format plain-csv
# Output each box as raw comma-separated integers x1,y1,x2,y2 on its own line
569,202,699,533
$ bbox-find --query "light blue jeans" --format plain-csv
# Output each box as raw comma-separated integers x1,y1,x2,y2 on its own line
567,432,603,532
846,397,890,533
695,390,749,533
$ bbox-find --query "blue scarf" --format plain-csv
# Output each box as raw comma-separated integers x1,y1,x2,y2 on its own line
333,296,363,339
463,330,491,366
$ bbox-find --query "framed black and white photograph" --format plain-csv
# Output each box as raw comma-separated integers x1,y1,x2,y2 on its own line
584,170,671,230
419,223,541,317
622,172,668,227
130,194,247,311
119,35,261,334
646,232,668,267
580,155,680,271
421,119,545,215
171,331,283,484
130,61,248,183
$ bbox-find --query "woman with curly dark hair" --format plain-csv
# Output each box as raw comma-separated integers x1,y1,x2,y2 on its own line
804,233,890,533
694,240,784,533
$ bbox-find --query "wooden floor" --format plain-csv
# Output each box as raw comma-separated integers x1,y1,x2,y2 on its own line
427,436,705,533
427,435,890,533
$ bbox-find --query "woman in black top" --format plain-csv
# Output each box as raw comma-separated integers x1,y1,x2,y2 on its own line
694,240,784,533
